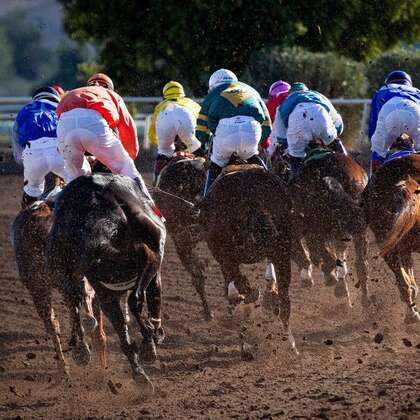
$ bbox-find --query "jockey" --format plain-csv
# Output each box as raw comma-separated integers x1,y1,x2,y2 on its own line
56,73,153,202
12,86,67,208
149,81,203,183
196,69,272,195
368,70,420,174
266,80,290,157
271,82,345,177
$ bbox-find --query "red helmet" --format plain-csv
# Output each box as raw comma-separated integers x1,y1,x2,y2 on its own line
52,84,66,97
87,73,114,90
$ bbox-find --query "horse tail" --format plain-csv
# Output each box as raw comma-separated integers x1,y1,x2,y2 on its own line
245,201,278,249
379,176,420,257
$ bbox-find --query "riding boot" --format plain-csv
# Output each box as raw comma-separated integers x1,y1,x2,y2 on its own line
288,156,303,182
153,154,171,186
203,162,222,197
247,154,268,170
21,192,38,209
329,138,348,155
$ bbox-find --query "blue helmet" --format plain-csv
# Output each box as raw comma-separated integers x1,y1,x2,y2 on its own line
385,70,412,86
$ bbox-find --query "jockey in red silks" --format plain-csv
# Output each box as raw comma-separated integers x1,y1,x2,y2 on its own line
266,80,291,122
56,73,154,204
266,80,290,157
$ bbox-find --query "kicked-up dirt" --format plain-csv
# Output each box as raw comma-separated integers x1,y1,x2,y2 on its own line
0,174,419,419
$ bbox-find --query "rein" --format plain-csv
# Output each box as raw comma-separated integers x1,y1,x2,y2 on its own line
146,184,196,208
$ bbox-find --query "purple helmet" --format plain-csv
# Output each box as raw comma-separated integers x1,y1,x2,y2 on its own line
268,80,290,97
385,70,412,86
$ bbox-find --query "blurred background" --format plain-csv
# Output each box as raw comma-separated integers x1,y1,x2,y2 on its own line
0,0,419,170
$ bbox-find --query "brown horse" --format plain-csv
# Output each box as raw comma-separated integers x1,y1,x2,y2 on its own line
363,154,420,322
271,146,370,307
152,155,214,319
46,174,165,393
11,192,107,378
198,164,298,351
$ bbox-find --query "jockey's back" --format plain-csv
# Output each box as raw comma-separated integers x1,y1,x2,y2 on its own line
368,84,420,139
196,81,271,145
14,100,57,148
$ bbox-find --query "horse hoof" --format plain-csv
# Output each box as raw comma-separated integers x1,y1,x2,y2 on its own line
72,342,91,366
133,369,155,396
334,279,348,298
301,277,313,288
300,266,314,288
153,327,166,345
139,339,157,364
82,315,98,335
244,287,260,304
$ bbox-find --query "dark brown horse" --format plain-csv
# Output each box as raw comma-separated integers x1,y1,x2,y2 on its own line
45,174,166,393
198,164,298,352
363,154,420,322
271,146,370,307
152,155,214,319
11,191,107,378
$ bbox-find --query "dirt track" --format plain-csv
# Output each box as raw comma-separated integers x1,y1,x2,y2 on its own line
0,174,419,419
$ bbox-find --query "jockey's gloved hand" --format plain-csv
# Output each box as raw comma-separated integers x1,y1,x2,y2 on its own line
194,147,207,158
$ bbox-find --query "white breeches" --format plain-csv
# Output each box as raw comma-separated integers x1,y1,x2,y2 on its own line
156,105,201,157
371,97,420,158
287,103,337,158
57,108,140,181
211,116,261,167
22,137,67,197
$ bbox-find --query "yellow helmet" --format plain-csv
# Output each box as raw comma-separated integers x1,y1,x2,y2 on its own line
163,81,185,99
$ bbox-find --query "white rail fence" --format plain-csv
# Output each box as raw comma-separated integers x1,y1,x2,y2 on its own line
0,97,371,150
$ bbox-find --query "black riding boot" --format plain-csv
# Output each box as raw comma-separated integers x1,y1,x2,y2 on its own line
203,162,222,197
21,192,37,209
288,156,303,182
247,154,268,170
153,154,171,186
329,138,348,155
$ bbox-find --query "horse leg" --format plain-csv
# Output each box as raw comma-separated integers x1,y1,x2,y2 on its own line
28,286,69,378
173,232,213,320
146,272,165,345
81,278,98,334
265,261,277,292
353,231,370,308
272,249,298,354
384,250,420,323
220,261,259,305
98,290,154,393
91,296,107,369
57,275,91,367
333,239,352,306
292,238,314,287
306,235,337,287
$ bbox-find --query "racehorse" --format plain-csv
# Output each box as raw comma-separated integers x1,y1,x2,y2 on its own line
198,163,298,352
45,174,166,393
152,154,214,320
362,153,420,322
271,145,370,307
11,191,107,378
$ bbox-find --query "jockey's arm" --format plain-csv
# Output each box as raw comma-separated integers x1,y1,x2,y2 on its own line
329,105,344,136
367,92,381,140
196,110,211,149
270,107,287,148
148,106,159,147
116,97,139,159
259,98,272,145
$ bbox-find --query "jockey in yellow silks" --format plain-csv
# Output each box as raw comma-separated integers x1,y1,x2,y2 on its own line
149,81,203,183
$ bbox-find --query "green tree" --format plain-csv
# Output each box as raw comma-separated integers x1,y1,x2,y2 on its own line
0,10,53,81
59,0,420,95
0,27,13,83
